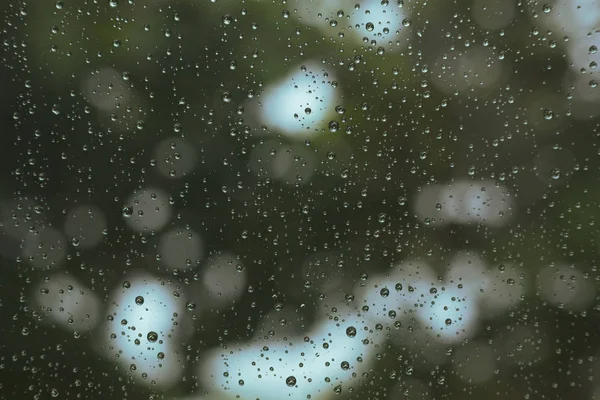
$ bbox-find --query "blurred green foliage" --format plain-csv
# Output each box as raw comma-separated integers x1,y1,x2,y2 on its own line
1,0,600,399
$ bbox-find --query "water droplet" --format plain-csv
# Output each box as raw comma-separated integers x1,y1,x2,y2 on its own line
122,206,133,217
346,326,357,337
328,121,339,132
365,22,375,32
286,376,297,387
147,331,158,342
222,15,233,25
186,301,196,310
135,295,144,305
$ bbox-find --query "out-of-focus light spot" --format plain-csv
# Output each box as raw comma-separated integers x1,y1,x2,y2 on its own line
96,272,187,388
259,62,338,137
452,341,496,384
430,46,506,96
417,286,480,344
249,141,317,185
543,0,600,72
437,182,470,223
535,0,600,115
301,251,346,292
1,198,46,239
202,252,247,307
158,227,203,271
418,181,513,227
413,184,446,226
471,0,515,31
255,307,306,340
154,137,197,179
81,67,130,112
64,204,107,249
123,188,172,233
537,263,596,311
22,226,68,269
567,36,600,74
481,262,526,314
462,180,513,227
495,324,550,366
356,260,435,326
272,144,317,184
33,273,101,333
198,311,384,400
564,72,600,120
349,0,411,48
391,323,448,367
445,251,488,296
295,0,342,27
